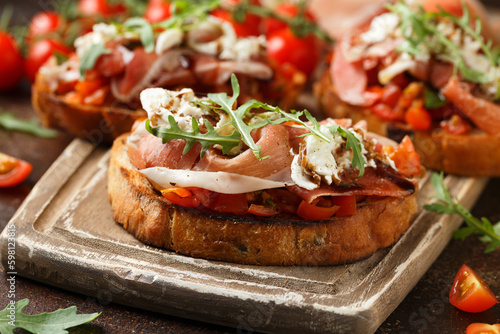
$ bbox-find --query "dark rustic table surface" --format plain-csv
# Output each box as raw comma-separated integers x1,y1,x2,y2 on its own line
1,1,500,333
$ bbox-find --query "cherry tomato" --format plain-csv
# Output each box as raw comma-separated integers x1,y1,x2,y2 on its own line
25,39,73,82
0,32,24,91
467,323,500,334
77,0,126,17
247,204,280,217
261,3,316,35
144,0,171,23
296,200,339,220
28,11,64,39
161,187,200,208
332,195,356,216
0,153,33,188
404,100,432,131
211,0,261,37
266,27,319,77
440,114,471,135
450,264,498,313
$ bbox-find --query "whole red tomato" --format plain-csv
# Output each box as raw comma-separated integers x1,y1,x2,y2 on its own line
144,0,171,23
78,0,126,17
28,11,64,39
266,27,319,77
0,32,24,90
261,3,316,35
25,39,73,82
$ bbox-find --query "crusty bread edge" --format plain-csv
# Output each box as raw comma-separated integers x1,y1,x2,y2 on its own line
314,69,500,176
108,134,418,266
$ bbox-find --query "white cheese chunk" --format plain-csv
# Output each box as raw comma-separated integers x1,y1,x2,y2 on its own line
74,23,118,57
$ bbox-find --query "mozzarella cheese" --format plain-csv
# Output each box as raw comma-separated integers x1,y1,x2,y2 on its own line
74,23,119,57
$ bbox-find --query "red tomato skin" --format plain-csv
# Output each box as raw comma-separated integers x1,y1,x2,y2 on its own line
211,9,261,37
261,3,316,35
161,191,200,208
404,101,432,131
0,32,24,90
78,0,126,16
450,264,499,313
466,323,500,334
144,0,171,23
440,114,471,135
25,39,73,82
332,195,356,216
0,156,33,188
266,27,319,77
296,200,339,220
28,11,63,38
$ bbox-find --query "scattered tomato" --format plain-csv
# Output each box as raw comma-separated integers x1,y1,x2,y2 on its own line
191,188,248,214
261,3,316,35
247,204,280,217
0,153,32,188
266,27,319,77
25,39,73,82
77,0,126,17
380,83,402,108
0,31,24,90
450,264,498,313
371,103,401,121
440,114,470,135
211,8,261,37
404,100,432,131
144,0,171,23
296,200,339,220
332,195,356,216
389,135,421,176
466,323,500,334
161,187,200,208
28,11,64,39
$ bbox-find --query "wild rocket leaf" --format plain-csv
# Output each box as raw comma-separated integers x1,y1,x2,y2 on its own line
79,42,111,77
330,125,365,178
123,17,155,53
424,172,500,253
0,299,100,334
0,113,58,138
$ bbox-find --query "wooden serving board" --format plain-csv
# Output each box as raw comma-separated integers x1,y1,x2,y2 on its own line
0,139,488,334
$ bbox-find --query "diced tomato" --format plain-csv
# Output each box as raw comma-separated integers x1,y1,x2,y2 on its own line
64,91,83,105
191,188,248,214
75,78,106,96
404,99,432,131
296,200,339,220
247,204,280,217
380,83,402,108
267,188,302,213
450,264,498,313
389,73,410,88
83,86,109,106
161,187,200,208
440,114,471,135
390,136,421,177
332,195,356,216
466,323,500,334
371,103,402,121
0,153,32,188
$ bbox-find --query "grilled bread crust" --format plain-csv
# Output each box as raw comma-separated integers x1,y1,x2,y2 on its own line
108,134,418,266
314,69,500,176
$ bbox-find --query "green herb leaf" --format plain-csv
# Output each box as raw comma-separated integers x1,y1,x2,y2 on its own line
424,86,448,109
0,113,58,138
424,172,500,253
0,299,100,334
145,116,241,159
124,17,155,53
79,42,111,77
331,125,365,178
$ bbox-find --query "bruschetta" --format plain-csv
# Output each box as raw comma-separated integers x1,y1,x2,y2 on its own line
314,0,500,176
108,75,423,265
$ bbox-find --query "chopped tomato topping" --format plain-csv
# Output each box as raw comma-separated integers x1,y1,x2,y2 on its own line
466,323,500,334
248,204,280,217
161,187,200,208
0,153,32,188
332,195,356,216
372,103,402,121
440,114,471,135
380,83,402,108
191,188,248,215
450,264,498,313
83,86,109,106
75,78,107,97
389,136,421,177
296,200,339,220
267,188,302,213
404,99,432,131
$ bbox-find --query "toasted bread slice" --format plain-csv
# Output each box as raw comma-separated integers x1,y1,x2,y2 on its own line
108,134,418,266
314,70,500,176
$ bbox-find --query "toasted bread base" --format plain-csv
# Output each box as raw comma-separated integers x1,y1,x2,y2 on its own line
108,134,418,266
32,76,144,144
314,70,500,176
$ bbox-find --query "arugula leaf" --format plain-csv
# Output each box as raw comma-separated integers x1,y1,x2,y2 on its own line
124,17,155,53
424,172,500,253
0,299,100,334
0,113,58,138
330,125,365,178
424,86,448,109
79,42,111,77
145,116,241,158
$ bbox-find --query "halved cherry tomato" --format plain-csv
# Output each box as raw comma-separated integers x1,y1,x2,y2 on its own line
450,264,498,313
389,135,421,177
296,200,339,220
78,0,126,17
332,195,356,216
161,187,200,208
440,114,471,135
211,0,261,37
261,3,316,35
266,27,319,77
404,99,432,131
25,39,73,82
467,323,500,334
144,0,171,23
28,11,64,39
0,153,33,188
247,204,280,217
0,31,24,90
